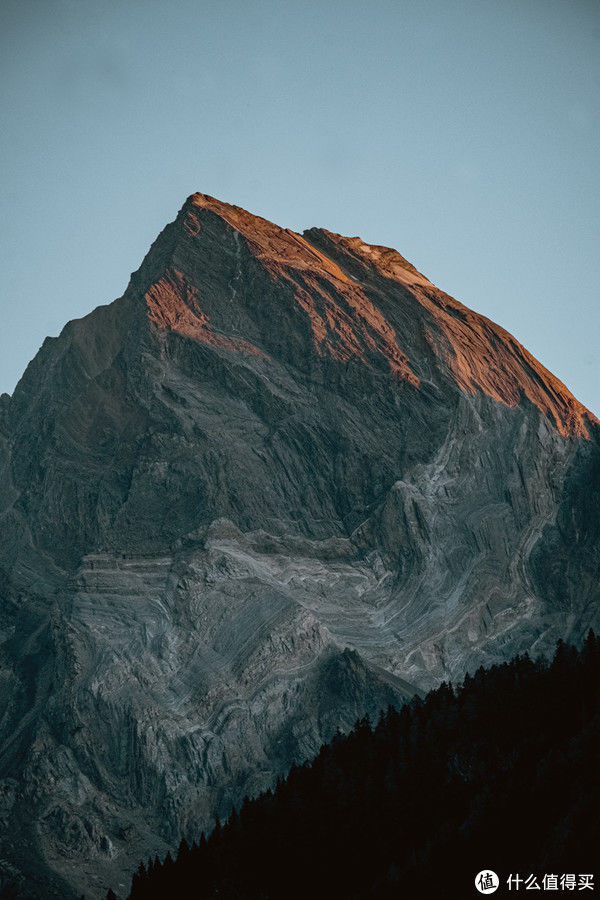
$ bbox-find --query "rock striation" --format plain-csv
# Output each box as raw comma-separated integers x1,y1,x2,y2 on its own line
0,193,598,897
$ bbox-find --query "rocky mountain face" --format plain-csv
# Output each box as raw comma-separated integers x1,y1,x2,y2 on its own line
0,193,598,898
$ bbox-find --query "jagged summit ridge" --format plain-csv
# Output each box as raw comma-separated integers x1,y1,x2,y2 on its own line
137,192,595,438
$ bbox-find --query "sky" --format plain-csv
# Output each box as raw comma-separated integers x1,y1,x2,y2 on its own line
1,0,598,414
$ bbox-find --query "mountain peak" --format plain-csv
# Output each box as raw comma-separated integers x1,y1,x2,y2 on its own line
132,194,598,438
141,193,421,385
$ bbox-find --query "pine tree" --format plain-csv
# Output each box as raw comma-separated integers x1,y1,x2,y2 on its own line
177,837,190,862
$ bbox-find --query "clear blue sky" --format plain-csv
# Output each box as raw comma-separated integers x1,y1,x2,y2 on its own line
1,0,598,414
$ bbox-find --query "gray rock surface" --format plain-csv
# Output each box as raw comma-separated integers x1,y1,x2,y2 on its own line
0,193,598,897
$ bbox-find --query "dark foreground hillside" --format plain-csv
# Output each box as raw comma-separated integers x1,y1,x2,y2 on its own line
122,633,599,900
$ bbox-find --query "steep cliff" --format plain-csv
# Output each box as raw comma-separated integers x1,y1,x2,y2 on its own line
0,194,597,897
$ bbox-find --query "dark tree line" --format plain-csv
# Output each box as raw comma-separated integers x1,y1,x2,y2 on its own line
116,633,599,900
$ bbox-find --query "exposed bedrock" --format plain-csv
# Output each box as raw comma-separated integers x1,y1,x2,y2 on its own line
0,194,597,896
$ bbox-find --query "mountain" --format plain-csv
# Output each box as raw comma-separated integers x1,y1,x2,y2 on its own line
0,193,598,897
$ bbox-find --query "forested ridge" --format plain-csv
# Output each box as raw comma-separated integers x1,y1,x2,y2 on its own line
118,634,599,900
